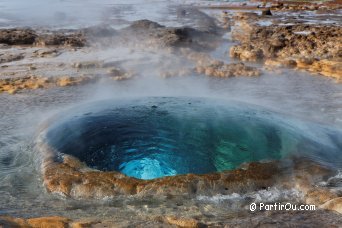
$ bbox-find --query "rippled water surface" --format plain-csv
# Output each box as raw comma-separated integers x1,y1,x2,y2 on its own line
44,98,342,180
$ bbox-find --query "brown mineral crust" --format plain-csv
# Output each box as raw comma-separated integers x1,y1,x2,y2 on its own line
35,33,86,47
27,216,71,228
269,0,342,11
43,157,140,197
199,0,342,11
231,25,342,60
0,216,98,228
0,75,96,94
41,156,342,213
301,59,342,81
0,29,37,45
305,189,339,206
0,28,86,47
41,146,341,208
120,20,221,51
2,210,342,228
320,197,342,214
0,216,29,227
230,21,342,80
180,49,261,78
195,61,260,78
43,152,281,198
70,220,100,228
164,216,201,228
289,158,342,212
0,56,134,95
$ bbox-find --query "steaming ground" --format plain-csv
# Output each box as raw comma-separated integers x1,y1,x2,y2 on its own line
1,48,342,219
0,71,341,216
0,0,342,226
0,0,204,29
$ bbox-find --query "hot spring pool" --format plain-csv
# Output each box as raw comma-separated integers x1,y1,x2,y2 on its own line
41,97,342,180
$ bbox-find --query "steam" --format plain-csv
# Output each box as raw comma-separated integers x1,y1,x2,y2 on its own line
0,0,340,129
0,0,182,28
0,0,341,219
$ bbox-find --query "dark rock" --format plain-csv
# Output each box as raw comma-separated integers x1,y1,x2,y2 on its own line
82,25,117,38
121,20,221,50
128,19,164,30
151,27,193,47
36,33,86,47
261,8,272,16
0,29,37,45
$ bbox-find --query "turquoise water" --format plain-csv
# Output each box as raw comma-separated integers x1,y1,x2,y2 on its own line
44,97,342,180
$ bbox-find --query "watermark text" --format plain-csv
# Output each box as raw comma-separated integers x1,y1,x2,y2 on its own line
249,202,316,212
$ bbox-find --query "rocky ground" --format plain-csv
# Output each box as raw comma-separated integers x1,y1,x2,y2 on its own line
207,0,342,82
0,0,342,227
1,156,342,227
229,15,341,81
0,11,261,95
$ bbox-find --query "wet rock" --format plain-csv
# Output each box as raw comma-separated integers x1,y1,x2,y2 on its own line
0,28,37,45
0,28,86,47
0,216,85,228
230,22,342,79
265,58,297,68
233,12,259,21
0,75,96,94
230,44,264,61
305,188,339,206
0,216,28,227
71,220,99,228
230,21,254,44
107,67,134,80
82,25,117,38
164,216,201,228
38,144,281,198
32,49,60,58
72,61,102,69
0,44,9,49
175,7,219,34
128,19,164,30
0,53,24,64
36,33,86,47
27,216,71,228
269,1,342,11
152,27,195,48
320,197,342,214
305,59,342,82
290,159,341,210
122,20,221,50
270,35,286,48
56,76,93,87
261,8,272,16
180,48,260,77
37,148,342,217
196,61,260,77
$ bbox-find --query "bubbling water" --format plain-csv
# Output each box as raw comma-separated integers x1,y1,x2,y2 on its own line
43,97,342,180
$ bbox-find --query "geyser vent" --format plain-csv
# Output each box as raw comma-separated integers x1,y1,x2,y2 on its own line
44,97,306,180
